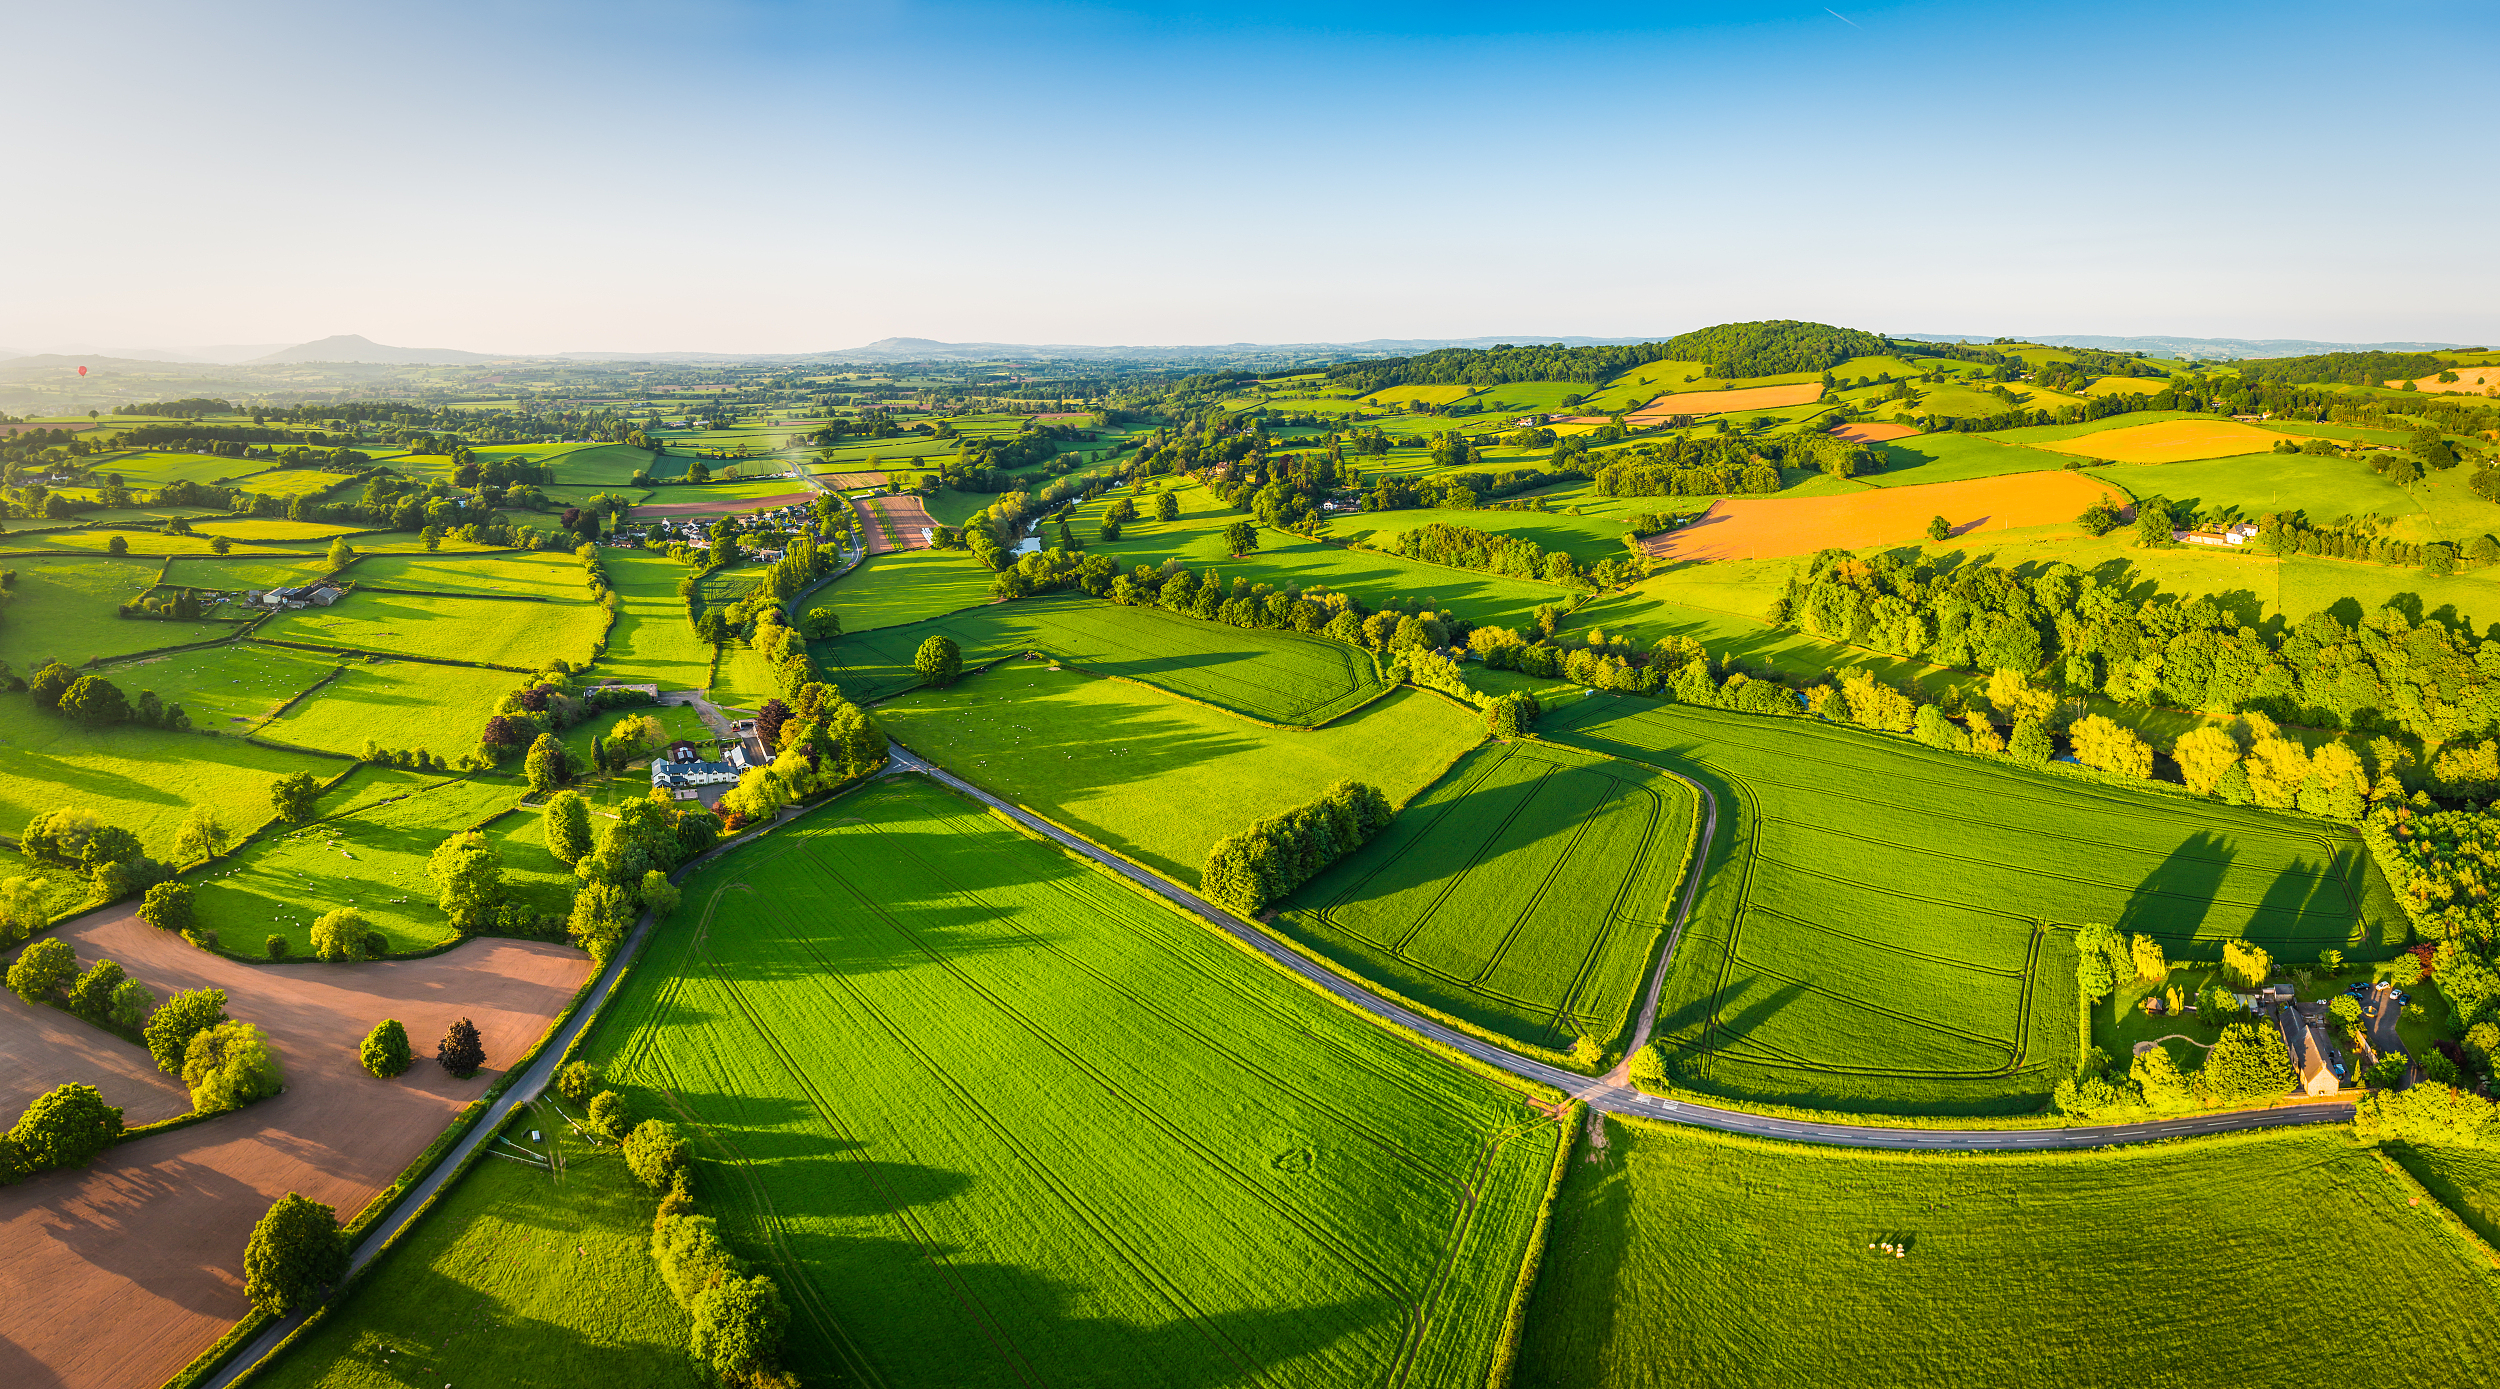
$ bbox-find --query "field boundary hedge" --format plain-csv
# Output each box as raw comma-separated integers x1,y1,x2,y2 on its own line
245,661,351,733
2376,1144,2500,1273
345,584,558,603
1484,1102,1582,1389
246,635,534,674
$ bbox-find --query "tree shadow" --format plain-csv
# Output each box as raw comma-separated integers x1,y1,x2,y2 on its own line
2118,832,2233,955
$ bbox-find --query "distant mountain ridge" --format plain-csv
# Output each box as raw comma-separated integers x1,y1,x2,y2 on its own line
245,334,510,365
553,334,1659,365
1896,332,2479,360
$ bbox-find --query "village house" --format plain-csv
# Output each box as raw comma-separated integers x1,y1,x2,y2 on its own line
648,740,758,791
2174,521,2261,548
2275,1002,2344,1097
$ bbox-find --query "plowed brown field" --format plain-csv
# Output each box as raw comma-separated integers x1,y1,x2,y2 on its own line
0,992,191,1129
1645,471,2122,563
1828,421,1921,444
0,912,587,1389
1631,382,1823,421
856,494,937,554
818,471,890,489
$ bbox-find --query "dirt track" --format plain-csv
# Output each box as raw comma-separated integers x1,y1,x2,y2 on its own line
632,491,812,518
0,913,587,1389
1645,472,2122,563
854,494,936,554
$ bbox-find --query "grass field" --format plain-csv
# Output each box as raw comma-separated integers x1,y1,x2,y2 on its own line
256,589,609,671
1065,479,1576,629
1515,1118,2500,1388
584,775,1565,1388
814,593,1389,727
95,642,337,731
593,551,713,689
1272,740,1695,1060
255,658,518,754
0,553,220,669
548,444,663,486
2083,451,2423,521
218,470,354,501
0,692,337,857
1863,433,2080,487
245,1106,698,1389
1544,694,2402,1114
2394,1143,2500,1251
1331,507,1639,566
191,774,574,953
97,450,252,486
161,555,337,591
348,550,593,599
810,547,993,632
875,663,1482,880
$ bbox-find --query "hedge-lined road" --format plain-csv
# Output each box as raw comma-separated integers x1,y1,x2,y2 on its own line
883,745,2359,1152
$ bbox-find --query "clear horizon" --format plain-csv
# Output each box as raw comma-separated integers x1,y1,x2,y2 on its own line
5,0,2495,353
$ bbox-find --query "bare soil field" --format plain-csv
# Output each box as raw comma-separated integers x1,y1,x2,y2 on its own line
1828,421,1921,443
2388,367,2500,393
631,491,812,518
2037,419,2291,464
0,991,191,1129
1646,471,2122,562
816,470,889,488
1632,382,1823,421
854,494,936,554
0,911,587,1389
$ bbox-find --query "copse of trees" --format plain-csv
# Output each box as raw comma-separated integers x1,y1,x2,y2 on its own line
1,1083,125,1183
19,807,170,905
1200,780,1393,917
25,662,190,731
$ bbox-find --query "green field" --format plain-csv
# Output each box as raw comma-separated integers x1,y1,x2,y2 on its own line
94,642,337,731
549,443,665,486
814,593,1389,727
1544,694,2402,1114
255,658,519,754
593,550,714,690
1861,434,2076,488
1271,740,1694,1061
255,589,609,671
1064,480,1577,629
2084,452,2423,520
2395,1143,2500,1251
220,470,354,501
96,449,252,486
162,554,339,591
584,775,1564,1388
0,553,215,668
0,692,338,858
1515,1118,2500,1388
810,548,993,631
875,663,1482,880
1330,507,1639,566
191,774,574,953
348,550,594,599
246,1106,698,1389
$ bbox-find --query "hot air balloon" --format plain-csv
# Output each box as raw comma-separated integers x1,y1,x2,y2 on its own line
77,365,87,376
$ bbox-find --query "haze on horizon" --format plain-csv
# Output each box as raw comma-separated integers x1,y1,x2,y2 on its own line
4,0,2495,356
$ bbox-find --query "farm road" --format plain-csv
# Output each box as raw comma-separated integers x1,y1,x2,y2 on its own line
882,745,2357,1152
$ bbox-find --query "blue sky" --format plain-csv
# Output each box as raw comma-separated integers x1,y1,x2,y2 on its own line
4,1,2495,353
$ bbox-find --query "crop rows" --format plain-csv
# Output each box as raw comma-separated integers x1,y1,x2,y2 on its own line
813,593,1388,726
1273,741,1696,1056
586,777,1560,1389
1544,693,2400,1114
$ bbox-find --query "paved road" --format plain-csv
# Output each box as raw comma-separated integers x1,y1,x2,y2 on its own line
885,745,2357,1151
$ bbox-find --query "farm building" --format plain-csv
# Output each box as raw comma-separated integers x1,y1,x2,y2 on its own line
247,584,343,608
2176,522,2261,548
649,741,756,790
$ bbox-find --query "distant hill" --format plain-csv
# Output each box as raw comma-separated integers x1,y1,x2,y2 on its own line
247,334,509,365
556,335,1658,366
1897,332,2478,360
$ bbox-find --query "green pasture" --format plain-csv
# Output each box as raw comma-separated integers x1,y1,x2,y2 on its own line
1576,359,1715,414
225,469,353,500
1546,694,2401,1115
549,444,663,486
348,550,593,599
188,517,364,542
1985,409,2211,447
255,589,609,671
0,554,199,669
1329,506,1639,566
191,775,572,954
246,1107,697,1389
1067,479,1576,629
708,643,777,710
162,554,336,591
591,551,713,690
256,658,518,755
808,548,994,632
876,664,1480,881
2395,1144,2500,1251
8,528,303,558
1516,1119,2500,1388
643,478,811,505
95,450,252,486
94,642,336,731
815,593,1388,727
1273,740,1695,1061
1863,435,2076,487
585,775,1563,1389
0,693,337,858
2083,452,2421,521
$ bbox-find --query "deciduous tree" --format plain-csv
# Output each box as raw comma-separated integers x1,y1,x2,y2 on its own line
7,1083,123,1170
914,634,961,688
623,1119,691,1192
243,1193,348,1315
144,987,227,1073
183,1020,285,1112
437,1016,486,1078
7,937,77,1003
544,790,592,867
269,771,322,825
309,907,371,961
359,1018,412,1078
138,880,195,932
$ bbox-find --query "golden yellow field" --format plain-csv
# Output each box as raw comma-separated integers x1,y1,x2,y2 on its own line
2388,367,2500,394
2082,375,2174,396
2038,419,2291,464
